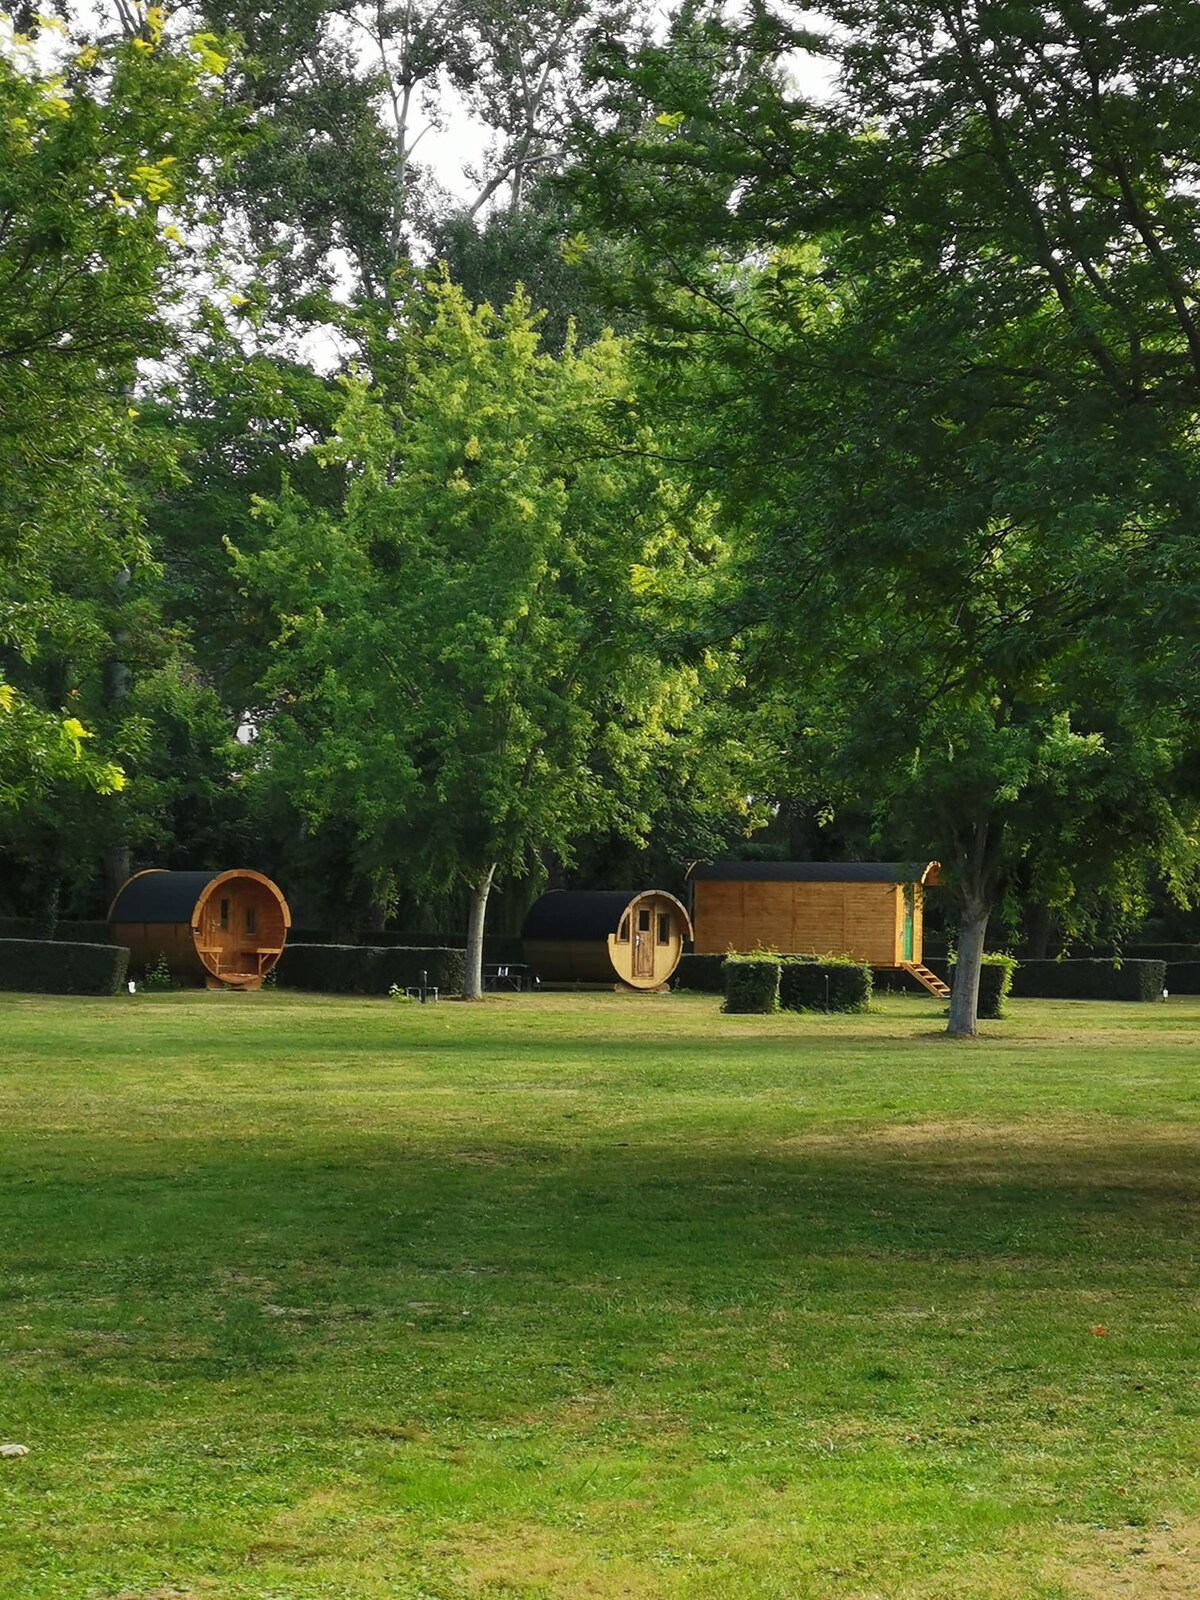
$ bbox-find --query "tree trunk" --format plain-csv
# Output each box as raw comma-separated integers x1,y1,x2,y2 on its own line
102,842,131,910
947,897,989,1038
363,872,393,935
462,864,497,1001
101,562,132,911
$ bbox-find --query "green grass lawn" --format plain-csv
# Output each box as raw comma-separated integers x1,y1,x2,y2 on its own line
1,990,1198,1599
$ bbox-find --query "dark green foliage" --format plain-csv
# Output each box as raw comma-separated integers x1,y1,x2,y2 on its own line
1124,944,1200,962
0,939,129,996
1009,960,1166,1003
274,943,467,996
779,958,872,1014
950,955,1017,1020
438,189,620,354
1164,962,1200,995
672,953,727,993
721,956,780,1014
568,0,1200,1037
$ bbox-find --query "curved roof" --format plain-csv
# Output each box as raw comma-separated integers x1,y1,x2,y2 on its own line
690,860,939,885
523,889,691,942
108,869,291,926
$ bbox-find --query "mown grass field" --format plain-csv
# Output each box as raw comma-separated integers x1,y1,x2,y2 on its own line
1,989,1198,1599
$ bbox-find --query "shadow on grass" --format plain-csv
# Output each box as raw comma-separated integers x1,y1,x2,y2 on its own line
4,1130,1196,1331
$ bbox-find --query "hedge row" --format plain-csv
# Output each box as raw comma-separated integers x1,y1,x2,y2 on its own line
722,956,781,1013
878,953,1167,1008
289,928,526,962
274,943,467,996
721,955,873,1015
0,939,129,995
779,958,872,1013
0,918,113,943
1008,959,1166,1002
1123,943,1200,963
672,954,727,993
880,956,1014,1018
949,955,1016,1019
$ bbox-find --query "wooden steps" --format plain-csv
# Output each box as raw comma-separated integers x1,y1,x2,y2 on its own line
901,962,951,999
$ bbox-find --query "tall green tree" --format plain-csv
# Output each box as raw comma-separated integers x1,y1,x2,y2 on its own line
568,0,1200,1033
237,275,743,994
0,11,239,893
199,0,646,306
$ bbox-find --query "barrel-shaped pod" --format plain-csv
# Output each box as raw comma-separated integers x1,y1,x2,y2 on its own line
108,869,291,988
523,889,693,990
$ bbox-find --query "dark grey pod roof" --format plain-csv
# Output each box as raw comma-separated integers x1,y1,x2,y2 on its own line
523,890,687,942
689,861,939,884
108,871,224,924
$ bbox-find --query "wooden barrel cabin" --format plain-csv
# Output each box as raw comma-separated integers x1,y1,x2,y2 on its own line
523,889,693,991
689,860,945,994
108,869,291,990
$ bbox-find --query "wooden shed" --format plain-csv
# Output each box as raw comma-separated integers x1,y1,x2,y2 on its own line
689,861,945,994
522,889,693,991
108,869,291,990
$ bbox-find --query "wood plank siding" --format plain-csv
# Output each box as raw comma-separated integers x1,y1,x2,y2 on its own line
109,868,291,989
689,863,935,967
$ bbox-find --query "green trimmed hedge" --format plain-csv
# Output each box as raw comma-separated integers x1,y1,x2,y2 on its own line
275,943,467,996
1008,959,1166,1002
722,956,780,1014
870,956,1015,1018
0,939,129,995
672,954,727,993
289,928,525,963
779,958,872,1013
1165,962,1200,995
948,954,1017,1019
0,918,113,943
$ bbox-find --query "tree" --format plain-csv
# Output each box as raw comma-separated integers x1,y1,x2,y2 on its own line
0,688,124,814
198,0,646,306
0,13,237,838
236,275,742,995
565,0,1200,1033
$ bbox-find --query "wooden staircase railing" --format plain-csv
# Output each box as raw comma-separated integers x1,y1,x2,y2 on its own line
901,962,951,999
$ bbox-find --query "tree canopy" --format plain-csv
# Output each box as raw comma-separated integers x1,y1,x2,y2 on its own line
566,0,1200,1030
3,0,1199,1022
236,276,744,992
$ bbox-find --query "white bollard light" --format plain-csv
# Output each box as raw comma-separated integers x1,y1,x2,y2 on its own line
128,980,137,995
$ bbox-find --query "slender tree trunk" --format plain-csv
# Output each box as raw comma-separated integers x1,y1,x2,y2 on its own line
363,871,393,935
945,811,1005,1038
102,562,132,909
102,842,131,910
947,894,989,1038
462,863,497,1001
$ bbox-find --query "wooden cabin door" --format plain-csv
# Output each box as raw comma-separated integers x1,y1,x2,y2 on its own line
902,887,914,961
199,890,235,971
633,906,655,979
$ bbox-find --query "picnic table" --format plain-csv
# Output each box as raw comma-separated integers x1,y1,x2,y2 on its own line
483,962,533,992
